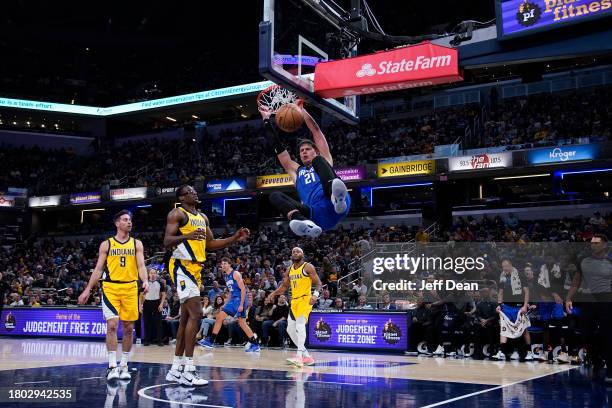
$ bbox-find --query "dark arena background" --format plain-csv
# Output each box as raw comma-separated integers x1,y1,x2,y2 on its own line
1,1,612,407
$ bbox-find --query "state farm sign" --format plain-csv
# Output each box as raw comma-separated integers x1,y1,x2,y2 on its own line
314,42,462,98
448,152,513,172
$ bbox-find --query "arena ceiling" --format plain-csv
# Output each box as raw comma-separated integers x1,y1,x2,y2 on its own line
0,0,494,106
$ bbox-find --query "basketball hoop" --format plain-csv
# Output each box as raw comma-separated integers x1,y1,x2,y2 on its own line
257,84,303,114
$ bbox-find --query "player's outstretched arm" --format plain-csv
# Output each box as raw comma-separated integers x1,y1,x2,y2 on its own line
267,273,290,302
301,107,333,166
235,271,247,312
496,287,504,313
259,106,299,182
77,240,109,304
204,214,250,250
565,270,582,314
135,239,149,294
305,263,322,305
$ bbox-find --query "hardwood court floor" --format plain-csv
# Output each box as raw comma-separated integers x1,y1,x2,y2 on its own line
0,338,609,407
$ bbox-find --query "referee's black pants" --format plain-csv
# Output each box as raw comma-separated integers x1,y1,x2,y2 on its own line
579,301,612,373
143,299,162,344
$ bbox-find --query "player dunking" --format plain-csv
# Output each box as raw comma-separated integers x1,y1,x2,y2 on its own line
199,257,260,352
266,247,321,367
259,105,351,238
164,185,249,386
78,210,149,381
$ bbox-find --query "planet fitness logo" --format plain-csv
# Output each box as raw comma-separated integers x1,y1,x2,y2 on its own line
516,1,541,26
4,312,16,331
382,320,402,344
314,318,332,342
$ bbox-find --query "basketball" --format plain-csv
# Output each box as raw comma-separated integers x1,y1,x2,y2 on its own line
275,103,304,132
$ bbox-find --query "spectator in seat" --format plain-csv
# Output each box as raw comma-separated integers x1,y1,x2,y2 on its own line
408,296,432,352
339,281,352,300
196,296,213,340
333,297,345,310
9,293,24,306
351,278,368,304
198,295,224,344
254,295,275,340
61,287,78,305
506,213,519,229
165,293,181,344
354,295,373,310
589,211,607,228
379,293,397,310
474,287,500,360
262,294,289,347
263,276,278,291
415,228,429,243
208,281,222,302
317,289,333,309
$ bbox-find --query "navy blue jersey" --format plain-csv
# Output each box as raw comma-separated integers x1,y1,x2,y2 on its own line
224,270,242,300
296,165,325,207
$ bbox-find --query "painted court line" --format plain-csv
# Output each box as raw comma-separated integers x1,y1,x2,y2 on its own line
77,376,104,381
137,383,232,408
420,366,578,408
206,379,365,386
14,380,51,385
137,378,364,407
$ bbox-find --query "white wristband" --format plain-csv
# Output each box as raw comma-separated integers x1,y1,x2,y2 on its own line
312,290,320,298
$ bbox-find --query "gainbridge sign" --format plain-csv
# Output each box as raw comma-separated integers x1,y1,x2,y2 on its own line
377,160,436,178
314,42,463,98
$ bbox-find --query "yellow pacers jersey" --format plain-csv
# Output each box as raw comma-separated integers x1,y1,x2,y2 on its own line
172,207,207,263
104,237,138,282
289,262,312,299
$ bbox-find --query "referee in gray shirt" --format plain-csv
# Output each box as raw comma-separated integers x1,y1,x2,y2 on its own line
566,233,611,384
139,268,167,346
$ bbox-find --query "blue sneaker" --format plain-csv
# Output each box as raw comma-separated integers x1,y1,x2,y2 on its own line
245,342,260,353
198,338,215,349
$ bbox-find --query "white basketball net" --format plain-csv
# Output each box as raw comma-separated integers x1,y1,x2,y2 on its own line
257,85,301,114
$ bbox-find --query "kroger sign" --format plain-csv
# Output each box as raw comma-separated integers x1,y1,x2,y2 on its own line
527,145,598,165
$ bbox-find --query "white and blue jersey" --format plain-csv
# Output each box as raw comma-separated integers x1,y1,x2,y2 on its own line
222,271,249,318
296,165,351,231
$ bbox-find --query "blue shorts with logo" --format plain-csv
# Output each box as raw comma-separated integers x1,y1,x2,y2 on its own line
223,297,249,318
310,195,352,231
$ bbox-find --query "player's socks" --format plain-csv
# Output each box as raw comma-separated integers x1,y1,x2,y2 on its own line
171,355,184,371
119,352,129,367
108,351,117,368
249,334,258,344
330,178,348,214
289,219,322,238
